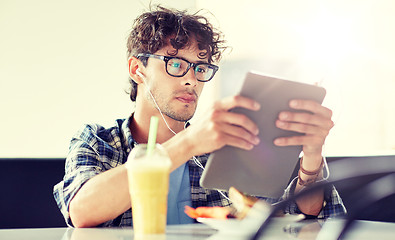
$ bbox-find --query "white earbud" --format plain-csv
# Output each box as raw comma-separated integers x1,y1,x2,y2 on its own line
136,69,144,79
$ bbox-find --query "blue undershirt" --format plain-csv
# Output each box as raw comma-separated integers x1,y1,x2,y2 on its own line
166,162,194,224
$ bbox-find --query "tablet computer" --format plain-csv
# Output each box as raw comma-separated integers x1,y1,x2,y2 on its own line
200,71,326,197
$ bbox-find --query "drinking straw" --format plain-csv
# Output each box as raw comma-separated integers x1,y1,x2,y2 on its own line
146,116,159,156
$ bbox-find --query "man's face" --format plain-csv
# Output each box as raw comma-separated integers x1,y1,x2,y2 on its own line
141,41,207,122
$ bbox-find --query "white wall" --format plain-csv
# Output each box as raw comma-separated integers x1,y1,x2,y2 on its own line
1,0,395,157
197,0,395,156
0,0,198,157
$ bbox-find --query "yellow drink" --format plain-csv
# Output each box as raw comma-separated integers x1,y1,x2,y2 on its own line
126,144,171,235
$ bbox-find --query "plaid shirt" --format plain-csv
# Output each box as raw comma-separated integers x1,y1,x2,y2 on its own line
53,116,346,227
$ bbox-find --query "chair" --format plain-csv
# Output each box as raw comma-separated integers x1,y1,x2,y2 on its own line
0,158,67,228
252,155,395,240
289,155,395,218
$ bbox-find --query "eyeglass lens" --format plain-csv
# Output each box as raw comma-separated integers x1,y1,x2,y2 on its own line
167,58,215,81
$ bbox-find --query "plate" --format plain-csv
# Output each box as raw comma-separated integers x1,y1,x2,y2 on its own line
197,214,305,234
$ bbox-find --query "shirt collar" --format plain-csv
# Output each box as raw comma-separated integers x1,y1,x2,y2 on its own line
122,113,190,153
121,114,137,156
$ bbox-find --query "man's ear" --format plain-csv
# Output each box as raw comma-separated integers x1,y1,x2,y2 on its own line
128,57,144,84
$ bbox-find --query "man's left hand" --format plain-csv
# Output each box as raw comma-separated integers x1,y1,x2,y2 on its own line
273,99,334,158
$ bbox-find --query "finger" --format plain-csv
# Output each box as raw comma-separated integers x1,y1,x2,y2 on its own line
274,135,324,147
278,111,334,130
218,123,260,146
216,95,260,112
199,122,258,152
289,99,333,118
220,133,256,150
275,120,330,137
212,110,260,135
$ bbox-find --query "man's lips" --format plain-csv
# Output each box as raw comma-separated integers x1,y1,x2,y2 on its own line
176,94,196,104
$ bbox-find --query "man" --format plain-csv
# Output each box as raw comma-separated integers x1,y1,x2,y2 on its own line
54,6,346,228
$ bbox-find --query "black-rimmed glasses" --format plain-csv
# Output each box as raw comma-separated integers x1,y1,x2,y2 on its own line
137,53,219,82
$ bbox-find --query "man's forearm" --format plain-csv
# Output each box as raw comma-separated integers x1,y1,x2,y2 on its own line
69,165,131,227
294,154,325,216
295,185,324,216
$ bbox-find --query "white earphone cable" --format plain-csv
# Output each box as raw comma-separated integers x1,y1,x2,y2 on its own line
146,88,177,136
137,70,231,201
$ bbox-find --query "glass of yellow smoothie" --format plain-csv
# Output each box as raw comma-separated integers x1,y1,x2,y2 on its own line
126,143,172,236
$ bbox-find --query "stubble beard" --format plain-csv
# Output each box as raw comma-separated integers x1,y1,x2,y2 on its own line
147,89,197,122
162,103,196,122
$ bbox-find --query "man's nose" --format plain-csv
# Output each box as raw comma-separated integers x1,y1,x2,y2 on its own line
181,67,198,86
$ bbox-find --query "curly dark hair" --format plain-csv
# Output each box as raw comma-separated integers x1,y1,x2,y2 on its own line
126,5,227,101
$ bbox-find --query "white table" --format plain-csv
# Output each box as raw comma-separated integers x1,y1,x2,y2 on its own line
1,219,394,240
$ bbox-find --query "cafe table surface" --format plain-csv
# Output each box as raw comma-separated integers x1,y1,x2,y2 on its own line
1,218,395,240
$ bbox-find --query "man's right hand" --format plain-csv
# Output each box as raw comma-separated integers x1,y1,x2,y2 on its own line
183,95,261,157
